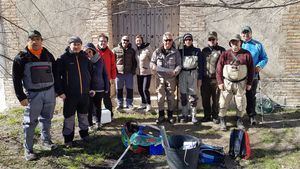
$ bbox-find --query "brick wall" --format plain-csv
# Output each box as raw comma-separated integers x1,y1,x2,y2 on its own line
1,0,22,109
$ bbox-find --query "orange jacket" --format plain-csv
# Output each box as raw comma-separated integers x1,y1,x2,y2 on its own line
97,47,117,80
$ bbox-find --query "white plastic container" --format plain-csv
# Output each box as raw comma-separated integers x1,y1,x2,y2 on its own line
101,109,112,124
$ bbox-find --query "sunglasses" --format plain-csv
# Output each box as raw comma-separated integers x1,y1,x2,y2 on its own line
122,39,129,42
164,39,173,42
185,39,192,41
208,38,216,41
242,30,250,34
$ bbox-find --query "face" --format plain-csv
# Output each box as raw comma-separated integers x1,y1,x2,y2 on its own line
85,48,94,58
121,36,129,48
163,35,173,50
98,37,108,49
27,36,43,50
184,38,193,47
135,37,142,47
241,30,252,41
230,40,241,52
208,37,217,47
70,42,82,53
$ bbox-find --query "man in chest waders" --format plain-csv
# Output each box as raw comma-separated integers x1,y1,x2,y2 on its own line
216,34,254,131
12,30,57,160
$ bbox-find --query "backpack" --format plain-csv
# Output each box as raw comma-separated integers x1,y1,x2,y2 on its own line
229,129,251,160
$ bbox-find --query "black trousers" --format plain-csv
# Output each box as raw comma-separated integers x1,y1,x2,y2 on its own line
137,75,151,104
88,92,105,126
201,78,220,119
246,79,259,117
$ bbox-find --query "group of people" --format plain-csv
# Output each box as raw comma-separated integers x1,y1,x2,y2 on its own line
12,25,268,161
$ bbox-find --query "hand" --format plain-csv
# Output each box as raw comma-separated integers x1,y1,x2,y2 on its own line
58,94,66,100
20,99,29,106
197,80,202,89
255,66,261,73
218,84,225,91
89,90,96,97
110,79,115,85
167,70,176,77
151,64,157,74
246,85,252,91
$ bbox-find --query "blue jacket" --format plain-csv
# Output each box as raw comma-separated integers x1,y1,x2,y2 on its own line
242,39,268,71
90,54,109,92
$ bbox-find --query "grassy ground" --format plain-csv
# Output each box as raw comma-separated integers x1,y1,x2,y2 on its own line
0,107,300,169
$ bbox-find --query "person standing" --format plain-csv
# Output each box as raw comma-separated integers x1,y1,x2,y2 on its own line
201,31,225,123
216,34,254,131
96,33,116,117
12,30,57,160
241,26,268,125
112,36,137,111
135,34,152,112
56,36,95,147
178,33,205,124
151,32,182,124
84,43,109,130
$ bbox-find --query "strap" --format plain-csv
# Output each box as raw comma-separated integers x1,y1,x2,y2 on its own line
27,85,53,92
223,76,247,83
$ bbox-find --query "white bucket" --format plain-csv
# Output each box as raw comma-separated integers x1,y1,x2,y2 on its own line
101,109,112,124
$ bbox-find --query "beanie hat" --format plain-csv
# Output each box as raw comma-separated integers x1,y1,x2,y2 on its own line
68,36,82,44
28,30,42,39
183,33,193,41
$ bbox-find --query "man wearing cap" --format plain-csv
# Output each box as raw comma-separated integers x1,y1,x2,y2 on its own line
178,33,204,124
241,26,268,125
84,42,109,130
56,36,95,147
12,30,57,160
216,34,254,131
201,31,226,124
112,35,137,111
151,32,181,124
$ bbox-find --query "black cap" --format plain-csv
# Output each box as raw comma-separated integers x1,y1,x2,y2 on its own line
28,30,42,39
241,26,252,33
68,36,82,44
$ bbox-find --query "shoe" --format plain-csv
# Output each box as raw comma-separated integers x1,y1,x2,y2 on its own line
201,116,212,122
116,105,123,111
24,150,37,161
180,116,188,123
42,140,58,150
96,122,102,130
237,117,245,130
156,116,166,124
89,125,97,132
250,116,257,126
167,117,175,124
145,104,151,112
212,118,220,124
126,105,134,111
191,117,198,124
219,117,227,131
81,136,90,143
64,141,73,148
138,103,146,109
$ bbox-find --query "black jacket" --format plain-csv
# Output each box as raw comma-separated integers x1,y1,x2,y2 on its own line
56,47,95,96
12,47,56,102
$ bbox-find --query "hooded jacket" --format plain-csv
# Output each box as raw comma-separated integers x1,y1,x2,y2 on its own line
88,53,109,92
56,47,95,96
112,43,137,74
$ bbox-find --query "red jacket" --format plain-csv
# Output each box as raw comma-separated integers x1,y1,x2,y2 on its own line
216,48,254,85
97,46,117,80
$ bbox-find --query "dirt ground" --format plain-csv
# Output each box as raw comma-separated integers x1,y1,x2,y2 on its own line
0,107,300,169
